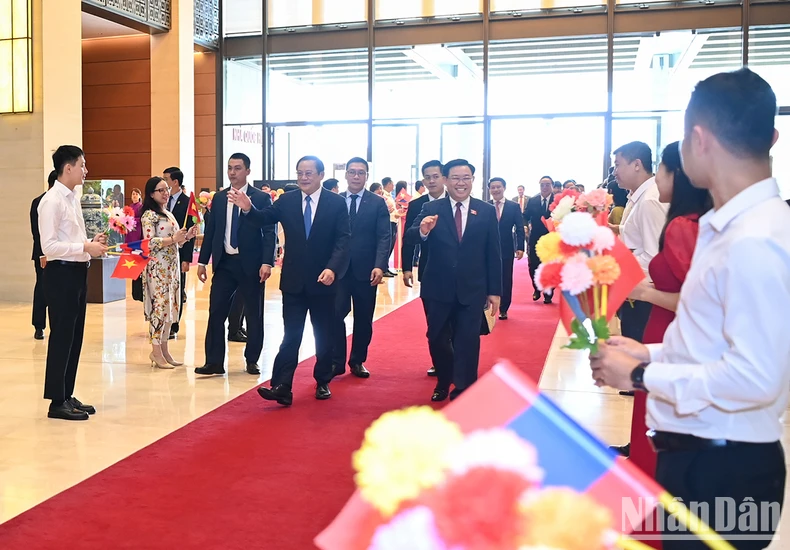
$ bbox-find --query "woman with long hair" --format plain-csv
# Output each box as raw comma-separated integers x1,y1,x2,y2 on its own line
627,141,712,477
140,176,198,368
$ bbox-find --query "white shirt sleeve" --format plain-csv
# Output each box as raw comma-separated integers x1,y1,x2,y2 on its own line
643,238,790,415
38,196,85,259
633,197,666,273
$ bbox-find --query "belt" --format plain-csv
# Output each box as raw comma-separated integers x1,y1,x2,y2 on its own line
647,430,764,452
48,260,90,268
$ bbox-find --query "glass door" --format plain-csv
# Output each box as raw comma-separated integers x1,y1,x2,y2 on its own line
371,124,419,190
440,121,484,198
611,116,661,172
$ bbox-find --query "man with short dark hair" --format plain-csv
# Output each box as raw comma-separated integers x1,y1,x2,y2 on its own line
405,159,502,402
230,155,350,405
38,146,109,420
332,157,390,379
162,166,195,338
525,176,555,303
488,177,526,320
512,184,527,214
592,67,790,550
30,170,57,340
323,178,339,193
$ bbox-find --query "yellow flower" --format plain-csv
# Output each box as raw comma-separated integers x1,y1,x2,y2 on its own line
521,488,613,550
586,255,621,285
352,406,463,517
535,232,564,263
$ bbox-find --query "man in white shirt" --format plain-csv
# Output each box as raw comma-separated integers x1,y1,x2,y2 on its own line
38,146,108,421
591,68,790,549
611,141,668,344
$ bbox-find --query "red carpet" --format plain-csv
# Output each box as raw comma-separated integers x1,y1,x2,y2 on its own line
0,261,557,549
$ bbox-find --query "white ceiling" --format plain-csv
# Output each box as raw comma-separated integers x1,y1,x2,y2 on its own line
82,11,143,39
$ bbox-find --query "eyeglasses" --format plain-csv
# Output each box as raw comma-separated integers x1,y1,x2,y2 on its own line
449,176,474,184
346,169,367,177
296,171,316,178
154,187,170,193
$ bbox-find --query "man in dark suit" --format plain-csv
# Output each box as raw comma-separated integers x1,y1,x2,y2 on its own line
525,176,555,304
195,153,276,376
163,167,196,337
332,157,390,379
229,155,350,406
30,170,57,340
402,159,446,377
405,159,502,402
488,177,526,320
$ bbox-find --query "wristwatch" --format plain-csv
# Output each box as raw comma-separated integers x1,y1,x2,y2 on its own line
631,362,649,392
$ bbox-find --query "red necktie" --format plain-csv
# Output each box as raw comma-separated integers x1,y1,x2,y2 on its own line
455,202,463,241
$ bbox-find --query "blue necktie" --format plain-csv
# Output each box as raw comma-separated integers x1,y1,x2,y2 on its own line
304,196,312,237
230,204,240,248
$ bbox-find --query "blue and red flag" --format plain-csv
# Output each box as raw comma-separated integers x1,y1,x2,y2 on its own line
120,238,151,258
111,239,152,280
315,362,665,549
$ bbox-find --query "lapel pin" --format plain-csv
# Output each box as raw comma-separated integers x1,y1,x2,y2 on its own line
470,209,477,215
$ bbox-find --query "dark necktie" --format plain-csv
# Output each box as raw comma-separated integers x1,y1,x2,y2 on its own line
349,194,358,228
230,204,240,249
168,196,174,211
455,202,463,241
542,198,547,215
304,196,313,237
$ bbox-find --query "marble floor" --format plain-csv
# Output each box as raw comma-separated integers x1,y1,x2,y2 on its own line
0,267,789,548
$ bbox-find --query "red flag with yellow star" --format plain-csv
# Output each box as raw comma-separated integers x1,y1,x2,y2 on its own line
111,253,150,279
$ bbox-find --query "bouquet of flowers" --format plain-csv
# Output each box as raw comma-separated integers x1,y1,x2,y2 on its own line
337,406,621,550
102,206,137,236
196,191,215,212
534,210,642,353
544,188,613,231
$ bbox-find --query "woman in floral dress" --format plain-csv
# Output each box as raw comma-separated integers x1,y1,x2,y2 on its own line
140,176,197,368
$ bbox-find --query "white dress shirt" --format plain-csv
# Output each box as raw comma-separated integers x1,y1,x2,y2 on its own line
619,177,668,276
644,178,790,442
302,187,322,225
383,192,398,223
494,198,507,219
224,183,248,255
345,189,364,213
37,181,90,262
428,191,446,202
168,189,182,212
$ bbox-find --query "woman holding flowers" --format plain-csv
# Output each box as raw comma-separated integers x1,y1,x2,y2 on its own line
140,176,198,368
625,141,712,479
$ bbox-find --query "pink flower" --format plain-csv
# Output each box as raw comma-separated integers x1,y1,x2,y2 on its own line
369,506,449,550
590,226,615,253
575,189,611,212
560,257,594,295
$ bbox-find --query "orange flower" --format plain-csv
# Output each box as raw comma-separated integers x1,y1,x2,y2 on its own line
587,255,620,285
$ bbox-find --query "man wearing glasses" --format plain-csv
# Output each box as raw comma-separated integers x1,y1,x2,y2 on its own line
331,157,390,380
229,155,350,406
405,159,502,402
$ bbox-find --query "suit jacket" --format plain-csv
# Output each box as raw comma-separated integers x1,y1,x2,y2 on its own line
512,195,528,214
245,188,351,295
401,193,431,281
30,192,46,260
489,199,526,255
405,197,502,308
198,186,277,277
340,190,391,281
169,192,196,264
525,193,554,244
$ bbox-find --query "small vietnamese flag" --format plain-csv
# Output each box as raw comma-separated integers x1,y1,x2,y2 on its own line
186,192,201,226
111,253,150,280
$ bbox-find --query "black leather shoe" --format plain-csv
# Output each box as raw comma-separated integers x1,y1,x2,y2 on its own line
610,443,630,457
533,291,541,301
48,402,89,421
315,383,331,400
258,384,293,406
331,363,345,378
431,388,449,402
449,388,464,401
168,332,177,340
499,312,508,320
246,363,260,375
69,397,96,415
229,332,247,343
383,270,396,278
195,364,225,375
349,363,370,378
34,328,44,340
427,367,437,377
544,294,553,304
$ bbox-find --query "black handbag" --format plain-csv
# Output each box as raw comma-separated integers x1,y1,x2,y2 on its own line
131,276,143,302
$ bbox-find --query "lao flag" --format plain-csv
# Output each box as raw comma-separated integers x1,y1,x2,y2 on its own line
120,239,151,258
315,362,665,550
111,253,149,279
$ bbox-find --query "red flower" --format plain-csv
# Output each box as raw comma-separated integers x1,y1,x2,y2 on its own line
538,262,563,290
549,189,580,212
559,241,581,255
425,468,531,550
123,206,135,217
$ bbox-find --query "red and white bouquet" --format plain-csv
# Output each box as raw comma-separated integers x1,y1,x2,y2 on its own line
103,206,137,236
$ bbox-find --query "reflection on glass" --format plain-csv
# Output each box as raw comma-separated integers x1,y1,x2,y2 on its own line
223,0,263,36
372,125,419,184
225,58,263,125
748,26,790,108
488,37,608,115
441,122,484,198
490,117,605,193
611,112,684,172
613,29,742,112
374,44,484,119
269,49,369,123
377,0,481,19
223,124,264,182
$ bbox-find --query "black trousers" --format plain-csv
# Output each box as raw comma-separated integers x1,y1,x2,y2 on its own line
388,222,397,267
619,299,653,343
501,250,515,314
228,291,245,334
271,290,336,389
32,261,47,330
332,274,378,367
655,442,785,550
204,255,264,366
43,262,88,401
423,298,482,395
527,238,545,295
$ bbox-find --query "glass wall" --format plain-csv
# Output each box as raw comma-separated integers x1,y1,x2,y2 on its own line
376,0,483,20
